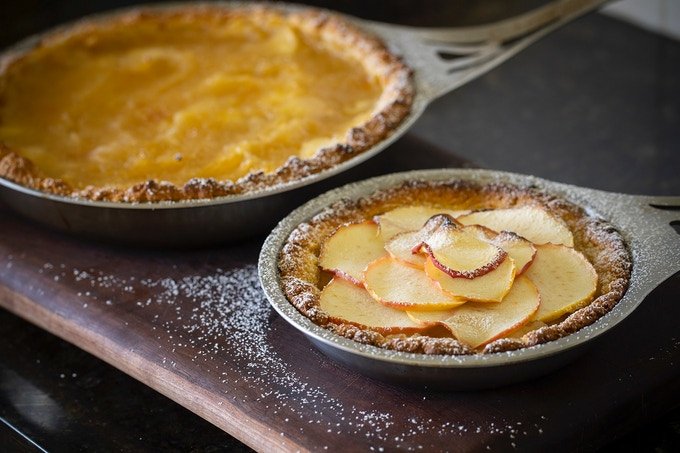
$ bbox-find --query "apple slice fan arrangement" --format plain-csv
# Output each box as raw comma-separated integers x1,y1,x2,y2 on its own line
318,206,597,350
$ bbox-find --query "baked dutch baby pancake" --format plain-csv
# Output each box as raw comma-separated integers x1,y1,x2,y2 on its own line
0,5,413,202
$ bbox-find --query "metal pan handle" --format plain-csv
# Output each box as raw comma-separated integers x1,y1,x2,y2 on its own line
363,0,607,101
619,194,680,296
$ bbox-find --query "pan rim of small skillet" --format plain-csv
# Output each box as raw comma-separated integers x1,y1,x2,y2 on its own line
258,169,680,388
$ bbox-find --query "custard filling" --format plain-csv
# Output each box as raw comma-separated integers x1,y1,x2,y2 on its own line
0,12,383,189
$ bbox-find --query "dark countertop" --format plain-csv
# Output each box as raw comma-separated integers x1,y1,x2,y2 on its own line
412,10,680,196
1,1,679,452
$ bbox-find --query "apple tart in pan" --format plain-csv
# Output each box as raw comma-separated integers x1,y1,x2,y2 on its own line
278,179,632,355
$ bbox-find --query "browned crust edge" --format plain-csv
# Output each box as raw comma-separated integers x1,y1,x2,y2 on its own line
278,179,632,356
0,5,414,202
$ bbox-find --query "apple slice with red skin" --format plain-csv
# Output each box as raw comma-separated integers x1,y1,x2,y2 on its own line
525,244,598,322
408,275,540,348
385,229,429,267
457,206,574,247
319,277,425,335
384,214,447,267
363,257,465,311
424,254,516,302
384,215,493,269
319,221,387,285
418,216,508,279
376,206,469,242
490,231,537,275
456,226,536,275
453,225,536,275
465,224,498,241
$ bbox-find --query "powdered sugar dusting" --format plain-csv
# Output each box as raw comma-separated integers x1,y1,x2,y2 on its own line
32,259,546,450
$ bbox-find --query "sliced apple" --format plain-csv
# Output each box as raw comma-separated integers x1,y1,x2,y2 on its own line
406,309,445,327
319,221,387,285
458,206,574,247
424,255,516,302
376,205,469,242
319,277,424,334
465,224,498,241
363,257,465,311
385,229,429,267
384,215,446,267
419,218,507,279
491,231,537,275
525,244,597,322
452,225,536,274
408,275,540,348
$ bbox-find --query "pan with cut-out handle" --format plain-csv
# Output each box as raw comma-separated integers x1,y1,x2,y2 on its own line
258,169,680,388
0,0,608,245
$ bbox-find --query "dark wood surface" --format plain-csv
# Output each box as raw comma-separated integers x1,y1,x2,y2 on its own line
1,1,680,452
1,132,679,452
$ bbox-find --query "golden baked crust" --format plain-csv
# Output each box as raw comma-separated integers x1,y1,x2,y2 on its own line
0,5,413,202
278,179,632,355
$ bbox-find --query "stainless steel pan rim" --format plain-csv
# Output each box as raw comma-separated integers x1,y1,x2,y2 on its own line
258,168,680,374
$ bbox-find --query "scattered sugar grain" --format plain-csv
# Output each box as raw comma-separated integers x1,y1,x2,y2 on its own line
34,262,549,450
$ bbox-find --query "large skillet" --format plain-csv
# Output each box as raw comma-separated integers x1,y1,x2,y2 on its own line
258,168,680,389
0,0,606,245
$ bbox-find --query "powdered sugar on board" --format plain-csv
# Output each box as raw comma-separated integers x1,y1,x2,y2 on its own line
30,259,550,450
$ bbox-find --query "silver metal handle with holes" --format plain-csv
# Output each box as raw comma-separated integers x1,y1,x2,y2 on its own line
362,0,608,100
638,195,680,284
605,194,680,299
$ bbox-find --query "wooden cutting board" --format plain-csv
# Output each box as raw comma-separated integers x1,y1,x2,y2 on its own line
1,136,679,452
